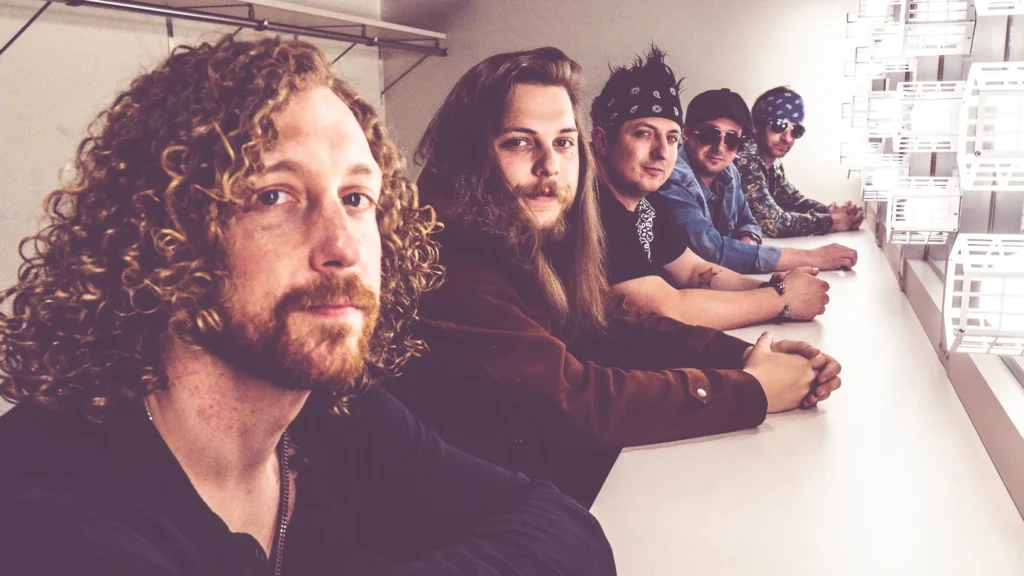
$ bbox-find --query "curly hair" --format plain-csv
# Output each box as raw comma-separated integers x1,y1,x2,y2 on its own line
0,36,442,420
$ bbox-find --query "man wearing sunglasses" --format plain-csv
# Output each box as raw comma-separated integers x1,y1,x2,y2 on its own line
656,88,858,275
591,56,831,330
736,87,865,238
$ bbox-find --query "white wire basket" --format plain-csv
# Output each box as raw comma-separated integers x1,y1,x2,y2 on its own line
894,80,965,152
957,62,1024,192
844,91,902,136
857,0,906,21
943,234,1024,356
845,44,918,79
863,160,913,202
904,21,975,56
973,1,1024,16
885,177,962,244
905,0,971,22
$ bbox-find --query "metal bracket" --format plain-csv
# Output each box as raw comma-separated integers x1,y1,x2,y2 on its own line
332,42,357,64
0,1,52,59
382,52,429,95
53,0,446,56
165,16,174,53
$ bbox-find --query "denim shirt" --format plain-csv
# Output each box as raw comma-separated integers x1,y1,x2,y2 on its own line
655,149,782,274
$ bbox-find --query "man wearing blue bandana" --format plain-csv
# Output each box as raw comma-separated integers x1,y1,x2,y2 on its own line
736,86,865,238
655,88,858,274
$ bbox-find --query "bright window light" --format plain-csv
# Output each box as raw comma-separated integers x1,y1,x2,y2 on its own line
944,234,1024,356
894,81,965,152
957,62,1024,192
885,177,962,244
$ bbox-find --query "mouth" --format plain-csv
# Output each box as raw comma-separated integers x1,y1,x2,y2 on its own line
304,302,361,318
642,165,665,176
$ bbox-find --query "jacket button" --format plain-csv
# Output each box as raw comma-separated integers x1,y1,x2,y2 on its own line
696,388,708,398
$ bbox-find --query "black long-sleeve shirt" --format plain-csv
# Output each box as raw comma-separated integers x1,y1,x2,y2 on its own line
0,386,615,575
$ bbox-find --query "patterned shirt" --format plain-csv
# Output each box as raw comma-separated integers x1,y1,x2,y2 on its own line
598,182,688,285
734,136,833,238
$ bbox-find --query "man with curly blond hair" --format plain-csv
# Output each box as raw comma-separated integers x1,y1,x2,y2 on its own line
0,36,614,575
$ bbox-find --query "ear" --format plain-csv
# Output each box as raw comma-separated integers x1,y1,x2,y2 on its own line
592,126,608,156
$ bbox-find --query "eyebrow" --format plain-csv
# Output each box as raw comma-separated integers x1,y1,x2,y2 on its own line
261,159,381,178
497,126,579,136
635,122,682,135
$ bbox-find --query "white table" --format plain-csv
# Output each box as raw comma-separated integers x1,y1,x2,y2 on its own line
591,229,1024,576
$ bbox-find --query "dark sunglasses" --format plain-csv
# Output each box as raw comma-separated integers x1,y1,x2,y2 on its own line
768,118,806,139
692,126,743,151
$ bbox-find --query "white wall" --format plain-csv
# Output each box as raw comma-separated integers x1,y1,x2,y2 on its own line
381,0,862,206
0,0,383,412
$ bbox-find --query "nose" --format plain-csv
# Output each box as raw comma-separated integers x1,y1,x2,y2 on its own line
308,198,361,273
533,142,560,178
651,134,669,161
781,129,794,145
709,136,725,155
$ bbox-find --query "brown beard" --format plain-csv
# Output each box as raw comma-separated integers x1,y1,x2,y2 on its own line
206,274,380,393
514,178,574,241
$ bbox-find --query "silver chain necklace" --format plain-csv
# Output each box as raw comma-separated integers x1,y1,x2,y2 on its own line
143,398,291,576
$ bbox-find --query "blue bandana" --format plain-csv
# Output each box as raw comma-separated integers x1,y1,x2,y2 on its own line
752,90,804,125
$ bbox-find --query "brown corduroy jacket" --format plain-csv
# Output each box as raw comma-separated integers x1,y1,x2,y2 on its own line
387,228,768,507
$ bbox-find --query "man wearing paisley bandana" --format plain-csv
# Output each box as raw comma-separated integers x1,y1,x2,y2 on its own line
591,49,832,331
736,86,865,238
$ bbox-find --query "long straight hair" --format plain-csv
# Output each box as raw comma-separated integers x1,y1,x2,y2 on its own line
416,47,608,334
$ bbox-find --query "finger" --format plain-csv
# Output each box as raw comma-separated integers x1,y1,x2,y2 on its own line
820,376,842,393
817,358,842,383
815,378,840,401
812,386,829,403
808,353,828,371
776,340,819,358
754,331,774,352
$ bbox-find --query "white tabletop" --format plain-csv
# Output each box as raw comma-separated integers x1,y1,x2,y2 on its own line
590,229,1024,576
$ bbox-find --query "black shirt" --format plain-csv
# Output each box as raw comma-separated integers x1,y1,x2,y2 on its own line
0,386,615,575
599,183,689,285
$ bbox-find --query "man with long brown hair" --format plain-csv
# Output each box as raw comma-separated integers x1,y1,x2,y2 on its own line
0,37,614,575
389,47,843,508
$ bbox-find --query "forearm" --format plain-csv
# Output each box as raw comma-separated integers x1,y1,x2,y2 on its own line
664,287,785,331
708,265,763,292
775,247,817,271
792,196,829,215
